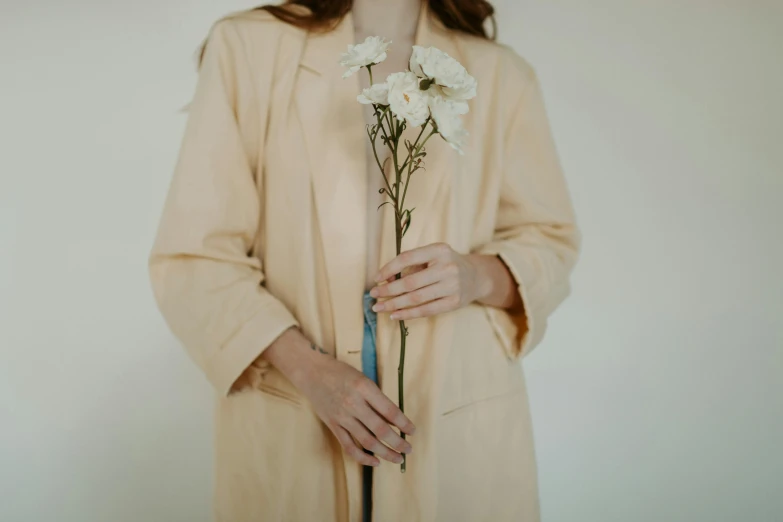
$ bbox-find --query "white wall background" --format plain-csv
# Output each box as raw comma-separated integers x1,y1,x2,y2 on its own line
1,0,781,521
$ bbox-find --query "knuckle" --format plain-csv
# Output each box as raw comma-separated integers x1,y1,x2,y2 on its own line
353,379,368,394
444,262,459,276
342,394,359,411
355,378,373,396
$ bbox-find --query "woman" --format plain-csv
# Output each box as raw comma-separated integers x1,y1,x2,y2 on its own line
149,0,579,520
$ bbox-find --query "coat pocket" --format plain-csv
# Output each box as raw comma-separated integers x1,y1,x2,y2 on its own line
255,382,302,406
440,387,522,419
438,304,525,416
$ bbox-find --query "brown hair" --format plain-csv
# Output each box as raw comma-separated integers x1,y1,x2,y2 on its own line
199,0,495,64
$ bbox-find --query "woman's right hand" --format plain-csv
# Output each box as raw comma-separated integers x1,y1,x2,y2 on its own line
262,327,416,467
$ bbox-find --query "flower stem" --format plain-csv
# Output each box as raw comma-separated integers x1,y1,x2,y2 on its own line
389,115,409,473
395,239,408,473
369,114,395,201
369,109,431,474
400,124,437,211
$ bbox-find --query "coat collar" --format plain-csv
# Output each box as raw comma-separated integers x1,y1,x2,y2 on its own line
294,4,462,358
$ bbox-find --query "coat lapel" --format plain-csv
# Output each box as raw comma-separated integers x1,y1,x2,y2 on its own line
295,15,368,359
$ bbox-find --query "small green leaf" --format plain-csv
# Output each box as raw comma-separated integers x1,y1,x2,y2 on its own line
401,207,415,237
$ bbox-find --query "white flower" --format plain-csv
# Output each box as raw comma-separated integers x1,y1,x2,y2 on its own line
339,36,391,78
357,83,389,105
409,45,477,102
386,72,431,127
429,96,469,154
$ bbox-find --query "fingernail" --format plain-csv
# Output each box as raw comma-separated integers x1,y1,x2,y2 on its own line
369,288,379,298
395,455,404,464
372,303,383,312
404,444,413,454
389,313,398,320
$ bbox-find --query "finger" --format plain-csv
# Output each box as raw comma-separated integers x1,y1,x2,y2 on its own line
376,280,451,315
356,403,412,455
333,425,380,467
376,264,425,288
389,295,459,321
343,417,404,464
362,386,416,436
371,265,441,299
374,243,449,283
401,263,427,278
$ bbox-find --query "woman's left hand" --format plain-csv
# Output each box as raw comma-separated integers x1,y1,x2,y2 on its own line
370,242,489,321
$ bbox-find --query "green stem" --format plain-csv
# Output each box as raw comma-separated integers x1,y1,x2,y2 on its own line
369,108,430,474
390,116,403,202
385,110,396,152
396,239,408,473
400,126,437,211
399,117,431,173
370,111,395,201
387,114,409,473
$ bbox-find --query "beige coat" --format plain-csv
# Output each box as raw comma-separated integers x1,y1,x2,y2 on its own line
149,6,579,522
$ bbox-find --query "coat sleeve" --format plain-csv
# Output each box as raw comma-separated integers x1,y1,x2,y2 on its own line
148,19,299,395
475,60,580,360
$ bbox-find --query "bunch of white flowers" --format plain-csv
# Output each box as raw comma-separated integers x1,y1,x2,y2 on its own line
340,37,476,153
339,37,477,473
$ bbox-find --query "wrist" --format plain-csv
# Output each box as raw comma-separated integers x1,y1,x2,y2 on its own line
263,327,321,388
466,253,494,304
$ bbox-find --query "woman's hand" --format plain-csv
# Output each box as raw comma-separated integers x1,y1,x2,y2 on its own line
299,356,415,467
370,242,521,320
262,327,415,467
